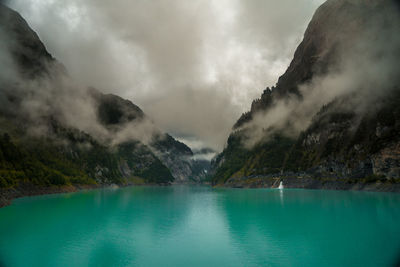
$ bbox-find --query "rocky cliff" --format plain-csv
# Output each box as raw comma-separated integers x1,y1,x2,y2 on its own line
0,2,205,203
212,0,400,189
90,88,208,182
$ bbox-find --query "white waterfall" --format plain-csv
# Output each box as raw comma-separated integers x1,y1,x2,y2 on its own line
278,181,284,189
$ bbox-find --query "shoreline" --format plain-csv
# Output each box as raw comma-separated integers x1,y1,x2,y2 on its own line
0,182,173,209
216,176,400,193
0,183,105,208
2,178,399,209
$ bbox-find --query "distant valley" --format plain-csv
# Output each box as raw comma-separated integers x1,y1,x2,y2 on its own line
0,3,211,207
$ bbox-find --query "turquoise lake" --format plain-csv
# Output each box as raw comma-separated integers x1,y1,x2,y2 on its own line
1,186,400,267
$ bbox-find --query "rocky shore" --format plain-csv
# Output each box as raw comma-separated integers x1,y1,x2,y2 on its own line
3,177,399,209
219,176,400,193
0,182,173,208
0,183,104,208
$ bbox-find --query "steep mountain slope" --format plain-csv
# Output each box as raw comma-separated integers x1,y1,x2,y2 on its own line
150,134,194,182
0,2,57,78
90,88,207,182
0,3,204,204
212,0,400,189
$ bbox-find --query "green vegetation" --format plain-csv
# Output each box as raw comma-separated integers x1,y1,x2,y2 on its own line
0,118,175,189
125,176,146,185
212,133,296,184
0,132,94,188
212,132,250,184
240,135,295,176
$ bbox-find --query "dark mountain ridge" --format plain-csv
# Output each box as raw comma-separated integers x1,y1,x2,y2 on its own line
89,88,204,183
0,3,56,78
235,0,392,129
212,0,400,190
0,3,207,206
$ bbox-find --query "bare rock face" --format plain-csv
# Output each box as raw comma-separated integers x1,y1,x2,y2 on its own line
235,0,399,129
213,0,400,186
287,87,400,179
0,3,68,79
372,143,400,179
149,134,193,183
90,89,205,182
0,4,51,74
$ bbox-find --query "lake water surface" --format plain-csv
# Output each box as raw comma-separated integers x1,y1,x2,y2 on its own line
1,186,400,267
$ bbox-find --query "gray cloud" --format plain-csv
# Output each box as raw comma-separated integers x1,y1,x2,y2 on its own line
239,0,400,148
8,0,324,151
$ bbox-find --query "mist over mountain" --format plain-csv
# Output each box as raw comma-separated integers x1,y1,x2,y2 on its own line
6,0,323,151
1,1,400,265
1,0,399,197
212,0,400,188
0,3,208,197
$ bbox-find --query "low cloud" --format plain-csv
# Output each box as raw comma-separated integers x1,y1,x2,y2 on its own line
239,0,400,148
6,0,323,151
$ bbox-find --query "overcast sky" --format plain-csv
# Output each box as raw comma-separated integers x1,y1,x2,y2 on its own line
8,0,324,151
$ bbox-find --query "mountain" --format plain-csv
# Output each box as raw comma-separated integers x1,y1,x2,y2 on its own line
89,88,207,183
212,0,400,190
0,3,175,185
0,3,206,205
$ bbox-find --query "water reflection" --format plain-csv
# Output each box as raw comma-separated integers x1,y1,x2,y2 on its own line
217,189,400,266
0,186,400,267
